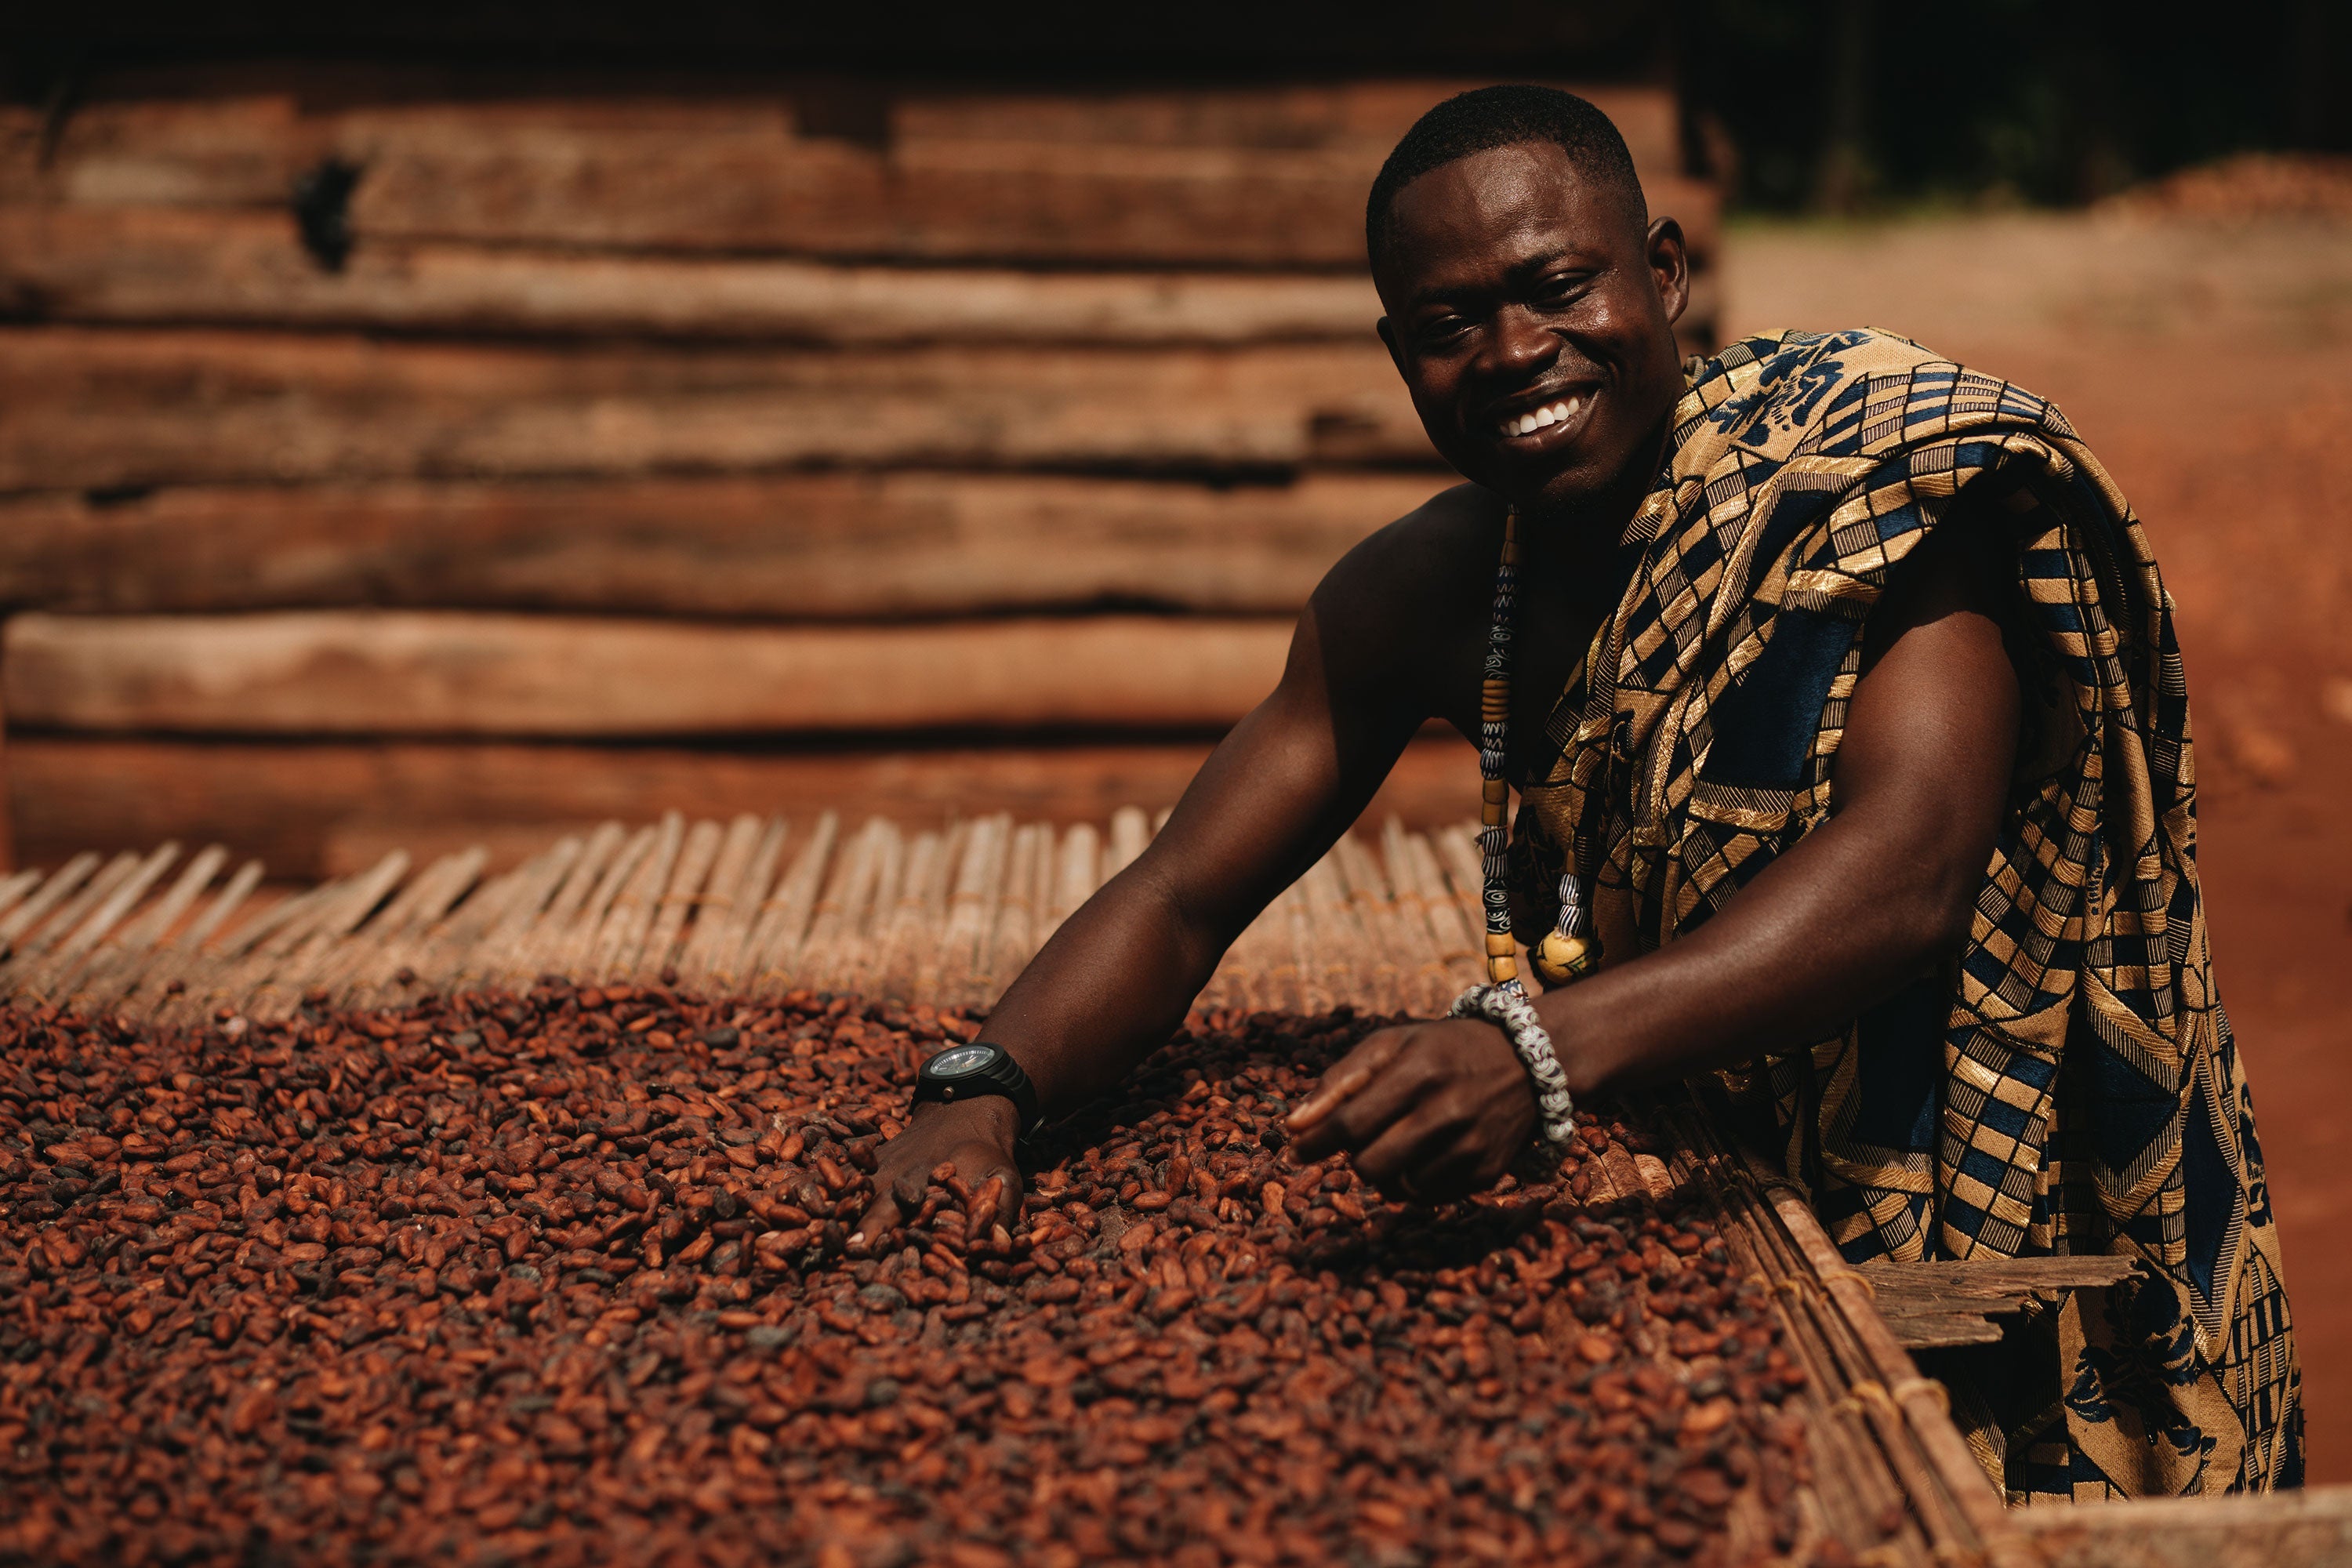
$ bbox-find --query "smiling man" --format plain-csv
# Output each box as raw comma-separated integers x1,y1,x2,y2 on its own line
855,87,2298,1501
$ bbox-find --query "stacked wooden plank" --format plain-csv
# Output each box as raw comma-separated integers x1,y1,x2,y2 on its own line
0,67,1722,879
0,67,1719,877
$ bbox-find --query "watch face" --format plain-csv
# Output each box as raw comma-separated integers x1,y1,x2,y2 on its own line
926,1045,995,1080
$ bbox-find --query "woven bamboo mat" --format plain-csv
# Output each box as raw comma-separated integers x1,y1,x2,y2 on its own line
0,810,1495,1024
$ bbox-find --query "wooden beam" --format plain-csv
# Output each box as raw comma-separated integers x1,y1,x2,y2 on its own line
0,472,1439,618
2,734,1481,880
0,207,1393,343
2,610,1299,736
0,327,1439,490
1,83,1715,269
2013,1488,2352,1568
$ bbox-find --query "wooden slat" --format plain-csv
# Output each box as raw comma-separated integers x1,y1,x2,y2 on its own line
3,735,1481,884
0,472,1434,619
2013,1488,2352,1568
0,206,1388,343
3,611,1295,738
2,85,1710,269
0,328,1435,492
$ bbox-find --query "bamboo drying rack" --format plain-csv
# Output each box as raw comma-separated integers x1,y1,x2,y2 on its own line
0,809,1501,1027
2,811,2327,1566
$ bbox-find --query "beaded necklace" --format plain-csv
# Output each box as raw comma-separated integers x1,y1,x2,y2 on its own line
1446,504,1588,1150
1473,506,1600,993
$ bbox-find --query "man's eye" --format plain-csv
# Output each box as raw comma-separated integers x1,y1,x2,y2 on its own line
1419,317,1473,345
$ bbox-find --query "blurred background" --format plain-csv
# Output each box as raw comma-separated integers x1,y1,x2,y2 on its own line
2,0,2348,1475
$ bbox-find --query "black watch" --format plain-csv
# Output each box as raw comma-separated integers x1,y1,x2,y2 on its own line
912,1042,1040,1136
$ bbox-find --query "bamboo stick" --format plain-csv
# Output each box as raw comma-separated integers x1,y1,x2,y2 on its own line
980,822,1048,1002
550,822,655,981
488,825,612,987
633,816,722,982
0,852,100,951
743,811,837,991
0,869,43,927
935,815,1011,1011
448,834,586,993
6,842,180,1000
789,816,887,997
312,846,474,1000
243,850,412,1021
672,814,765,990
869,828,946,1004
831,818,906,999
695,817,785,994
339,846,488,1009
2,851,127,959
1044,822,1101,940
1102,804,1151,882
1334,831,1414,1014
588,811,681,984
64,844,228,1011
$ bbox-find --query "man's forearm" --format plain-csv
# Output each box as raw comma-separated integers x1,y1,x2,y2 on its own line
1537,800,1979,1098
975,862,1233,1120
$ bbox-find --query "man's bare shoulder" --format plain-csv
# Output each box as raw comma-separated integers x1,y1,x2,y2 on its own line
1312,481,1504,629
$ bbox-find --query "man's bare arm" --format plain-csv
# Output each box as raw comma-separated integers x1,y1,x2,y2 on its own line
1290,525,2021,1195
851,503,1478,1238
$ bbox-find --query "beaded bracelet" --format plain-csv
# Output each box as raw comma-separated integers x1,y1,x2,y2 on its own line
1449,981,1577,1146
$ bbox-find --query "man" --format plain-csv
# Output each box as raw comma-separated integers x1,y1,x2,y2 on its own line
855,87,2299,1501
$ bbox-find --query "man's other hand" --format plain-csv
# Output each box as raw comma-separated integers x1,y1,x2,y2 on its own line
850,1097,1021,1247
1283,1018,1537,1201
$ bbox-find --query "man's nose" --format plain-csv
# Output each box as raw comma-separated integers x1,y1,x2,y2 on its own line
1482,303,1559,380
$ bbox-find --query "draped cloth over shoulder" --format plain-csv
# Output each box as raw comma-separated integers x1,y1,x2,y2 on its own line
1508,328,2299,1501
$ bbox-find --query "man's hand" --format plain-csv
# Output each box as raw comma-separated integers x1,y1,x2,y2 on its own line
1283,1018,1537,1201
851,1097,1021,1247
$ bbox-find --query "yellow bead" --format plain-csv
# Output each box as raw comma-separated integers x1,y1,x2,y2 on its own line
1530,930,1600,986
1483,931,1517,956
1486,953,1519,984
1481,778,1509,804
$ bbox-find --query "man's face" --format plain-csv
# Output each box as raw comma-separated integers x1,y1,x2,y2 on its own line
1374,140,1689,517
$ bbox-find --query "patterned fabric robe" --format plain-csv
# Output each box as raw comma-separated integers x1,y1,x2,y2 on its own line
1507,328,2299,1501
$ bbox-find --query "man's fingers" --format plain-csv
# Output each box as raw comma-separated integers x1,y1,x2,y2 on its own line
1352,1096,1468,1195
1290,1043,1433,1162
849,1188,902,1247
1287,1030,1408,1136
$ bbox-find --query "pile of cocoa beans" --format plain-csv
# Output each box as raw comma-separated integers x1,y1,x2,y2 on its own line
0,987,1812,1566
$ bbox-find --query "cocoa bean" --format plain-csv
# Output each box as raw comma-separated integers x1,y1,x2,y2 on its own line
0,990,1807,1567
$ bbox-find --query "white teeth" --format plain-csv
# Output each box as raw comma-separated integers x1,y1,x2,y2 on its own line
1504,399,1586,439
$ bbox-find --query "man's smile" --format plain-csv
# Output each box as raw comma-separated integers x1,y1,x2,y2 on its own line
1488,385,1599,449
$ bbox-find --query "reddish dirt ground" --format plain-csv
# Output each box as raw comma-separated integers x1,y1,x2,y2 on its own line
1728,212,2352,1480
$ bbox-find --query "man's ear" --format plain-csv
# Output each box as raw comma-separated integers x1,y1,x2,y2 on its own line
1375,315,1406,377
1645,216,1690,328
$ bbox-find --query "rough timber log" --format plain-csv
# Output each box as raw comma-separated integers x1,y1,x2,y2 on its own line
0,472,1441,618
2,735,1481,881
2,612,1298,737
0,328,1438,491
0,82,1715,270
0,207,1388,343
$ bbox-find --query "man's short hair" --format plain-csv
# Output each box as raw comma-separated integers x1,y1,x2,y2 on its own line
1365,85,1646,268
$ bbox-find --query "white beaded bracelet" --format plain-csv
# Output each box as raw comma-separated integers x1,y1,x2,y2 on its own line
1450,982,1577,1147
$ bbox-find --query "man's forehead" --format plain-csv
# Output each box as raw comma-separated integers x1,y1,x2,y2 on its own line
1377,141,1631,301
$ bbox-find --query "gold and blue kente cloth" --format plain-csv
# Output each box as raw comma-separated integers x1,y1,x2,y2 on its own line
1508,328,2299,1501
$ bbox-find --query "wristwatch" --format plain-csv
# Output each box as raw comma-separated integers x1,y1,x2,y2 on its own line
912,1042,1040,1136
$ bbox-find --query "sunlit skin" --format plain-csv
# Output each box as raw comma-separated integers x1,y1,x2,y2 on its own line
854,140,2020,1236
